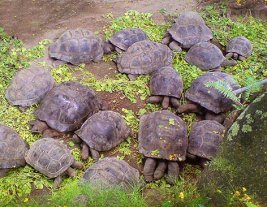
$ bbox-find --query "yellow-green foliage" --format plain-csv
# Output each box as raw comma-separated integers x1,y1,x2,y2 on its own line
202,5,267,86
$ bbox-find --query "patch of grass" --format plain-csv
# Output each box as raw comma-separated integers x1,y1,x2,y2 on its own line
104,10,169,42
22,181,148,207
202,5,267,86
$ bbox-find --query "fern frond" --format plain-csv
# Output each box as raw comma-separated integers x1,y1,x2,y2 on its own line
205,80,242,105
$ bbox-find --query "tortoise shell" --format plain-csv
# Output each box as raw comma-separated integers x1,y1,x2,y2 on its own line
25,138,74,178
138,110,187,161
49,29,104,65
6,67,54,107
185,42,225,70
169,11,213,49
117,40,173,75
36,81,101,133
150,66,183,98
82,157,140,188
0,124,28,169
75,111,131,152
226,36,253,58
185,72,240,114
188,120,226,160
109,28,148,51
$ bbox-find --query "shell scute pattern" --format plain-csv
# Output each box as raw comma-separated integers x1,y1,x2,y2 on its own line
109,28,148,51
0,124,28,169
25,138,74,178
49,29,104,65
150,66,183,98
185,72,240,114
226,36,253,58
82,157,140,188
188,120,225,160
185,42,224,70
5,67,54,107
75,111,131,152
138,111,187,161
36,81,101,132
117,40,173,75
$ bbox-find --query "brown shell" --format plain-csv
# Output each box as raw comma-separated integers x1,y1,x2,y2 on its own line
36,81,101,133
150,66,183,98
117,40,173,75
169,12,213,49
75,111,131,152
25,138,74,178
49,29,104,65
188,120,226,160
185,72,240,114
226,36,253,58
6,67,54,107
109,28,148,51
82,157,140,188
185,42,225,70
0,124,28,169
138,110,187,161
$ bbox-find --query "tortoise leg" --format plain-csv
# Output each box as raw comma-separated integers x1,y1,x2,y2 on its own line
66,167,76,177
0,169,9,177
233,53,239,60
128,74,138,81
115,47,123,53
29,120,49,133
221,59,237,67
144,158,157,182
186,153,197,160
170,97,180,109
103,42,115,54
73,134,82,144
169,41,182,53
81,143,90,161
18,106,27,112
53,175,62,189
212,66,221,72
162,34,172,45
89,148,100,161
177,103,201,114
225,52,233,59
42,129,62,138
72,161,83,170
162,96,170,109
238,55,246,61
166,161,180,184
146,96,163,104
199,158,210,170
154,160,167,180
205,112,226,124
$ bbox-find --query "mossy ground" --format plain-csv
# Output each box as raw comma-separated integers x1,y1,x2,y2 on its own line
0,5,266,207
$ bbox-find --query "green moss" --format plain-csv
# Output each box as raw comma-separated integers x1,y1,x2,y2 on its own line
241,124,252,133
228,122,240,141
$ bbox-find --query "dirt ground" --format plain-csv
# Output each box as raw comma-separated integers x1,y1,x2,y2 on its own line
0,0,200,115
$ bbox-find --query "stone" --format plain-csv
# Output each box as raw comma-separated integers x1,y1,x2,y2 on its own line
199,92,267,205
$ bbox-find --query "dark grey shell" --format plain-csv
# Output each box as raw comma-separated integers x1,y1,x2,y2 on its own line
188,120,225,160
5,67,54,107
36,81,101,133
109,28,148,51
170,11,213,49
49,29,104,65
25,138,74,178
226,36,253,58
75,111,131,151
185,42,225,70
185,72,240,114
138,110,187,161
0,124,28,169
117,40,173,75
150,66,183,98
82,157,140,188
